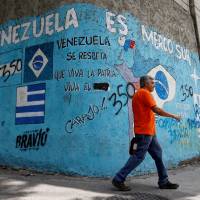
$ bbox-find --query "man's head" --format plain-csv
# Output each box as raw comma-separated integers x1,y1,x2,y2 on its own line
140,75,155,92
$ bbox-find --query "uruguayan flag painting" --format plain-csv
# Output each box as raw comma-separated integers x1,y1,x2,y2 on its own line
15,83,46,124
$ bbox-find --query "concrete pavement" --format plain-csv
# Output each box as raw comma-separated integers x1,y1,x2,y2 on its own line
0,163,200,200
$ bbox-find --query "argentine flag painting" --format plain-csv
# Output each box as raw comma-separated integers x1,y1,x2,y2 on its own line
15,83,46,124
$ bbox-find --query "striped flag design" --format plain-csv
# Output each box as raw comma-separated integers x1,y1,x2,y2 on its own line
15,83,46,124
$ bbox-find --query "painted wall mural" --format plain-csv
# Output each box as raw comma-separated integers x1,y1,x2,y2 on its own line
0,3,200,176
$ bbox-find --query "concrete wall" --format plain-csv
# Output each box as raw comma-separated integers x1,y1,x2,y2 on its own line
0,0,200,177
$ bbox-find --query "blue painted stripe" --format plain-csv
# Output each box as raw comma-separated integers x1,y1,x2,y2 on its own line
28,94,45,101
15,116,44,124
16,105,45,113
28,83,45,92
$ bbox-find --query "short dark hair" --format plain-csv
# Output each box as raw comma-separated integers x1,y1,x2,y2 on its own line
140,75,154,88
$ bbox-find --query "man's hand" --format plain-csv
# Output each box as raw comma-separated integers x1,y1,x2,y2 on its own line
173,115,182,121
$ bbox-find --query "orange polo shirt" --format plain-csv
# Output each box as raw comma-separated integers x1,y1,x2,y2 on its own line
132,88,156,135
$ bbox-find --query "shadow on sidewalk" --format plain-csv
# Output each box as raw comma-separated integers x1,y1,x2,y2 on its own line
0,167,198,200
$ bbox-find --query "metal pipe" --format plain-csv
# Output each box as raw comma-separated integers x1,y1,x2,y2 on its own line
189,0,200,60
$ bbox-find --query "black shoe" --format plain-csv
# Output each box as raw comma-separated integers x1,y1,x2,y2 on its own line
159,181,179,189
112,179,131,191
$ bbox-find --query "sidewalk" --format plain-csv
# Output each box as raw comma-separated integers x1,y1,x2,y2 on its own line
0,163,200,200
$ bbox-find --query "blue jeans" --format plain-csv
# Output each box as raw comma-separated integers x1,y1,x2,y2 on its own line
114,135,168,186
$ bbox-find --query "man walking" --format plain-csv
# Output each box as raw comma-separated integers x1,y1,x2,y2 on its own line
112,75,181,191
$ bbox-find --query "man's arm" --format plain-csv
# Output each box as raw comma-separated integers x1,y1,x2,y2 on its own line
152,106,181,121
